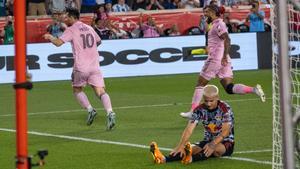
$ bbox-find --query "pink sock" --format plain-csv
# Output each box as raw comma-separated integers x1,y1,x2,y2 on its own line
74,92,91,109
99,93,113,113
191,86,204,111
232,84,254,94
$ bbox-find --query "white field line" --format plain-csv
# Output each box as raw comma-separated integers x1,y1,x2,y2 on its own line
234,149,272,154
222,156,273,165
0,97,271,117
0,128,272,165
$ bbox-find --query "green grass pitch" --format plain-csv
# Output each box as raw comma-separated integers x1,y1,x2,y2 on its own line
0,69,272,169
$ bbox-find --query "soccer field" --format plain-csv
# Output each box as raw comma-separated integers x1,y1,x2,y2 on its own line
0,69,272,169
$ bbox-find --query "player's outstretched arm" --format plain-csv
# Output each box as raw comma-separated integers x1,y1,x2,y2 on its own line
43,33,64,47
170,121,197,157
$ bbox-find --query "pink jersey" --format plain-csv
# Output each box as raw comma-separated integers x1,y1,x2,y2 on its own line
207,18,228,60
141,24,160,38
60,21,101,72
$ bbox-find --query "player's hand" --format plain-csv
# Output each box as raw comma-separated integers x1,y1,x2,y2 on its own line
170,146,185,157
203,142,215,157
43,33,53,40
221,56,228,66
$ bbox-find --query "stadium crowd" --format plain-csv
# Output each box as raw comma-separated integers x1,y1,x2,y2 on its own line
0,0,271,44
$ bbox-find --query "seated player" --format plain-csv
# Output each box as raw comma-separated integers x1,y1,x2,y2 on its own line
150,85,234,164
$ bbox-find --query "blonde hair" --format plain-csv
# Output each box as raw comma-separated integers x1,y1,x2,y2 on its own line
203,85,219,97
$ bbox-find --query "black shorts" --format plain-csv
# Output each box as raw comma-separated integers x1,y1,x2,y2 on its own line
193,140,234,156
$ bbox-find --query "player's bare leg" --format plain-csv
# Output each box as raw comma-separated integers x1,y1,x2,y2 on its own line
212,143,226,157
220,78,266,102
93,86,116,130
180,75,209,118
73,87,97,125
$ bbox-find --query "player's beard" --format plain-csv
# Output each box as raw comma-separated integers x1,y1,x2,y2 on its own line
65,21,73,27
206,16,212,24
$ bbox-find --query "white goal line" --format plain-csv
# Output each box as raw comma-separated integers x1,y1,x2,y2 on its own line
0,128,272,165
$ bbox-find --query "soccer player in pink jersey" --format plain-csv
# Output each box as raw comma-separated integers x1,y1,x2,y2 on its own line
43,8,116,130
180,4,265,118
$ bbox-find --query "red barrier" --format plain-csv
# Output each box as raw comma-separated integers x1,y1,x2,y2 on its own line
0,7,270,44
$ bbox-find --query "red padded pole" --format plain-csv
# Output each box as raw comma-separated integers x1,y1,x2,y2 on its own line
14,1,28,169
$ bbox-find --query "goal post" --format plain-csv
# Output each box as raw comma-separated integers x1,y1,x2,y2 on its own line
271,0,300,169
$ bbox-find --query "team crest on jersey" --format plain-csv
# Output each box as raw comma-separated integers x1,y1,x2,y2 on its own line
207,123,217,133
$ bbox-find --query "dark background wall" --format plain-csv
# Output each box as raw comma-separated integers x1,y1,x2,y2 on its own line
257,32,272,69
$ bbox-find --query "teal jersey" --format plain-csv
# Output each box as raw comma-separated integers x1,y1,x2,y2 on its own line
4,24,14,44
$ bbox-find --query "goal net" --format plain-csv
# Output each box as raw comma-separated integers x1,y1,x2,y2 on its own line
271,1,300,169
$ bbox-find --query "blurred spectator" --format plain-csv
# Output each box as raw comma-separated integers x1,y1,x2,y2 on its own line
94,4,109,20
109,24,130,39
132,0,147,11
199,0,204,7
28,0,47,16
246,1,265,32
112,0,131,12
81,0,97,13
96,0,105,5
48,0,66,14
94,18,113,39
46,12,67,38
173,0,183,8
187,26,202,35
231,22,239,32
264,23,271,32
139,13,161,38
202,0,211,7
208,0,220,6
235,0,250,5
223,16,233,33
146,0,164,10
105,0,113,13
94,18,129,39
127,0,134,10
237,24,249,32
5,0,13,15
220,0,236,6
181,0,199,9
0,15,14,44
65,0,81,11
259,0,270,4
0,0,6,17
199,15,206,34
165,24,181,36
162,0,179,9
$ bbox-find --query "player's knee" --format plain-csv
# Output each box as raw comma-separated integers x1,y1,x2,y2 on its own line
97,89,106,98
73,87,83,93
213,151,223,157
225,83,234,94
